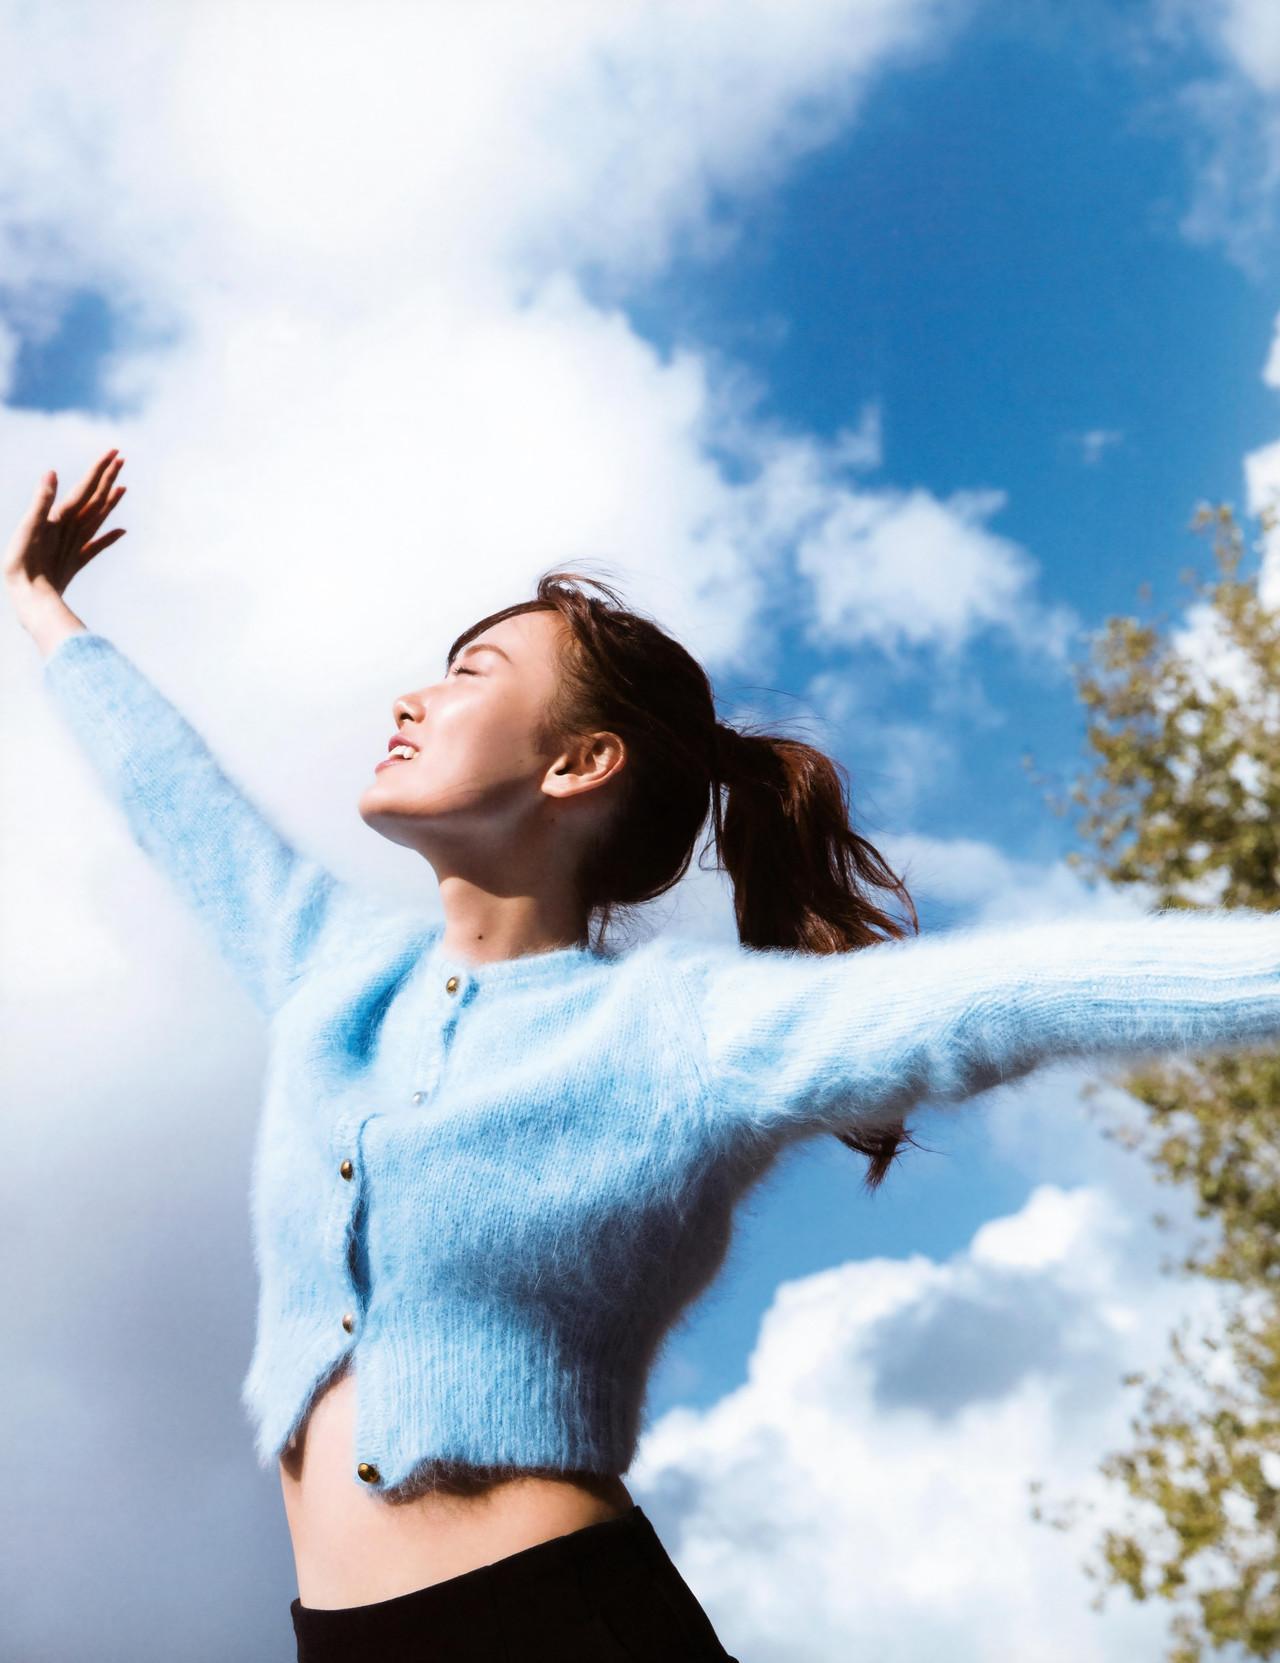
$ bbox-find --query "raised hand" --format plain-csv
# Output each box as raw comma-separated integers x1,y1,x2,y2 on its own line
5,448,127,631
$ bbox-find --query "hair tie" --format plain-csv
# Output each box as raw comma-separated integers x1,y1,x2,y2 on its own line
713,720,747,785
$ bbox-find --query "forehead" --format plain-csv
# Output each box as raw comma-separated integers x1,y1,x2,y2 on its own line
455,609,564,662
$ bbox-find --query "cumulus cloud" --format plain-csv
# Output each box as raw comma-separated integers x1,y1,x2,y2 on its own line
629,1178,1226,1662
796,482,1078,667
0,0,973,309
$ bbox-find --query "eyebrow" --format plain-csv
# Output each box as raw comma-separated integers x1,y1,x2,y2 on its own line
451,641,512,667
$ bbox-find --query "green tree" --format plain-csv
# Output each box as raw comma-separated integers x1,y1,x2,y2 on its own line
1024,500,1280,1663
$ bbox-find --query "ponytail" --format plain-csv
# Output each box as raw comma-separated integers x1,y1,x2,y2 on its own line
709,720,922,1190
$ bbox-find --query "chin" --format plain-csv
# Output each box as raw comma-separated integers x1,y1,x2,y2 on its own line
358,809,426,854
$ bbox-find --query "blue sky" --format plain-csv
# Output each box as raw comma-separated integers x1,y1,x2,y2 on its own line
3,3,1277,1660
619,13,1276,849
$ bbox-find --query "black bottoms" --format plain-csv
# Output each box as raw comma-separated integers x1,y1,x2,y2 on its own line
289,1503,741,1661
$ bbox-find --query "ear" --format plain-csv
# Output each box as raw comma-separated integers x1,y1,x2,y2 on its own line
541,731,627,801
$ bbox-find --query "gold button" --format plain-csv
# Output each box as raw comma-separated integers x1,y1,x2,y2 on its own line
357,1461,381,1484
445,975,459,994
341,1312,355,1333
339,1158,353,1180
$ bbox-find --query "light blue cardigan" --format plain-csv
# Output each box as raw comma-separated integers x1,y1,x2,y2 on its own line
42,631,1280,1497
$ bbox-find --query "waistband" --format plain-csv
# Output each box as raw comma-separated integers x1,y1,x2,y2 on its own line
289,1503,668,1651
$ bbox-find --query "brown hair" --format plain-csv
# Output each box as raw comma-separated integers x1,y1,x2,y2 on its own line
446,568,924,1193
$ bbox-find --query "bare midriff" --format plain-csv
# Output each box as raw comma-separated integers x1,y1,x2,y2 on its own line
278,1356,635,1609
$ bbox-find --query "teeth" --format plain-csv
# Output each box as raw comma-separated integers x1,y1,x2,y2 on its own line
389,744,416,760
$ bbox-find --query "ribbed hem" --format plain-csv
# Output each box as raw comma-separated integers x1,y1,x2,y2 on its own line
360,1295,642,1488
245,1296,644,1490
242,1308,354,1469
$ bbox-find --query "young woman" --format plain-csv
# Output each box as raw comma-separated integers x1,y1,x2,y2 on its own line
10,448,1279,1663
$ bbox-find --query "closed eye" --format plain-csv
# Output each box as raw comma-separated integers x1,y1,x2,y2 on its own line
450,666,478,677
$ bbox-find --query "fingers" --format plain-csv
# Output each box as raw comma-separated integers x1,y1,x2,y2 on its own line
84,455,125,522
31,470,56,520
3,472,57,573
60,447,120,519
4,453,123,593
80,476,126,543
75,526,127,567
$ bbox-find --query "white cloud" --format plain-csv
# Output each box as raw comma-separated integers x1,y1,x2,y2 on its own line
1144,0,1280,272
1169,585,1278,711
796,482,1078,667
1243,433,1280,608
631,1177,1230,1661
835,708,959,825
1214,0,1280,93
802,661,1008,831
0,0,972,306
1167,309,1280,709
1095,307,1279,851
1264,310,1280,387
875,834,1172,933
829,400,886,472
1070,428,1125,465
1242,306,1280,610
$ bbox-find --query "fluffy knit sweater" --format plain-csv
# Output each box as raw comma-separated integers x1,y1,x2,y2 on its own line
42,629,1280,1498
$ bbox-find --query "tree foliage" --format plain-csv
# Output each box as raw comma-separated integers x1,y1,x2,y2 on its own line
1024,500,1280,1662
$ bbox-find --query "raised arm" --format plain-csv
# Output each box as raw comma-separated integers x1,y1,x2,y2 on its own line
40,630,355,1017
8,450,355,1019
669,908,1280,1145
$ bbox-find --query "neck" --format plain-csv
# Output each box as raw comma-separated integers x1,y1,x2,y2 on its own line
434,875,590,967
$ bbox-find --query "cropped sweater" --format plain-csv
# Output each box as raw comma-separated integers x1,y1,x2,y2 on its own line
41,630,1280,1498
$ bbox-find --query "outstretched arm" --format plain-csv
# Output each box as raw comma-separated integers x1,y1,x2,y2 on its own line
6,450,356,1020
40,627,355,1019
670,908,1280,1145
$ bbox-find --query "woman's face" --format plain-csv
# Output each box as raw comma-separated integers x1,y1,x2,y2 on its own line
357,608,579,857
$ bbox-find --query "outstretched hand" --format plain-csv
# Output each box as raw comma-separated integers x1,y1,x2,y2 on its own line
4,448,127,629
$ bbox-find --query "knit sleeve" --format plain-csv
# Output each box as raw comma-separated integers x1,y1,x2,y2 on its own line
670,907,1280,1143
42,630,356,1019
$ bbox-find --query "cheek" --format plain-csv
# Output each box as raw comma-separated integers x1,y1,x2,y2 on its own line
428,707,540,781
469,700,544,766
